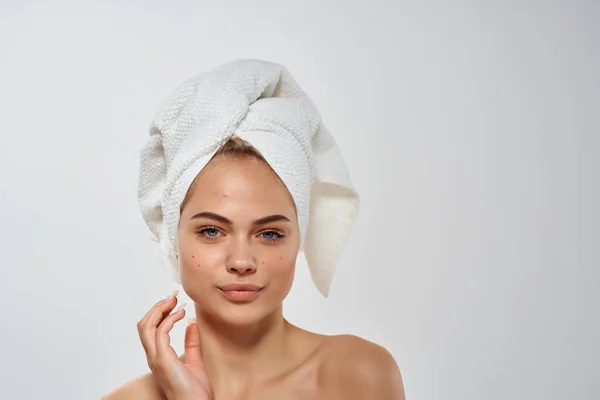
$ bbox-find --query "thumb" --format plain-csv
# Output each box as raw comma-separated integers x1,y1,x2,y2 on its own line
184,321,204,370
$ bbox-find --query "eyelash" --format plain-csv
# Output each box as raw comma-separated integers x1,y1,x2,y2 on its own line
195,226,286,243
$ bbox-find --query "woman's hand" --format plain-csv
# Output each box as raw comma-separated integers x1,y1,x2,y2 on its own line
137,291,213,400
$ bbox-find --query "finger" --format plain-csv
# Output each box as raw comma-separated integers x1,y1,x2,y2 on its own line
138,292,179,359
155,302,187,361
141,296,178,333
137,301,167,359
138,296,177,353
138,290,179,327
184,322,205,371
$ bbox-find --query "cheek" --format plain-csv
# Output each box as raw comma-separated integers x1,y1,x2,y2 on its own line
180,250,222,304
181,251,221,277
178,234,223,286
262,253,296,288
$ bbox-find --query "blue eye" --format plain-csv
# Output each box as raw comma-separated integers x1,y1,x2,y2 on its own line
195,227,284,243
196,226,223,241
260,230,285,242
204,228,220,237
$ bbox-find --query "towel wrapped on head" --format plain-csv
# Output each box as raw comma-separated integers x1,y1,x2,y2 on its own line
137,59,359,297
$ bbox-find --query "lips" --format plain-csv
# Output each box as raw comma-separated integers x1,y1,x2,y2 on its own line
217,283,264,302
218,283,264,291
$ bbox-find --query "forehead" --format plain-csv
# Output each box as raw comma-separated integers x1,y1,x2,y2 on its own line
183,156,296,216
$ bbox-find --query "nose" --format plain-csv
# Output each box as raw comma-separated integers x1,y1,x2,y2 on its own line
226,260,257,275
225,240,257,275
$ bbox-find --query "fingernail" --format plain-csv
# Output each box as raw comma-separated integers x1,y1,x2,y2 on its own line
166,289,179,300
187,318,197,324
175,302,187,312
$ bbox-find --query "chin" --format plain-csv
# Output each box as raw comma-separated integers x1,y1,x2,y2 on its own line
215,304,271,327
208,293,283,327
188,286,289,327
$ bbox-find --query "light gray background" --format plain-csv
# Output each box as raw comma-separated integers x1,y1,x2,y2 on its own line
0,1,598,399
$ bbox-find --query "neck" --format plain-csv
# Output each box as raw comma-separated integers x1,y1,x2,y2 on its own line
193,305,293,390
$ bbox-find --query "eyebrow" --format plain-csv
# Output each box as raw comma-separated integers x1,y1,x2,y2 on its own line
190,212,290,226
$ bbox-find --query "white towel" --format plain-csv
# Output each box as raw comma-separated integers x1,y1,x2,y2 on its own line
138,59,359,297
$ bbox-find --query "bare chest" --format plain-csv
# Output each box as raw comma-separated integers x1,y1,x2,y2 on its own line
219,381,348,400
215,360,356,400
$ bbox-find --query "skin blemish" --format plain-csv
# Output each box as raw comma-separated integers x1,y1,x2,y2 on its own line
223,193,228,198
192,255,195,258
197,264,201,267
262,260,265,264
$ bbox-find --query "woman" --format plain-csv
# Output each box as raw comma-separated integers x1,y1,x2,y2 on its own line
103,60,405,399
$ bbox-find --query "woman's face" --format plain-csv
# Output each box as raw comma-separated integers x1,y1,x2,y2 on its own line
177,155,300,326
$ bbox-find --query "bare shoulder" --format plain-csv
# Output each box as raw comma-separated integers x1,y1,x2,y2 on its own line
101,372,165,400
321,335,405,399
